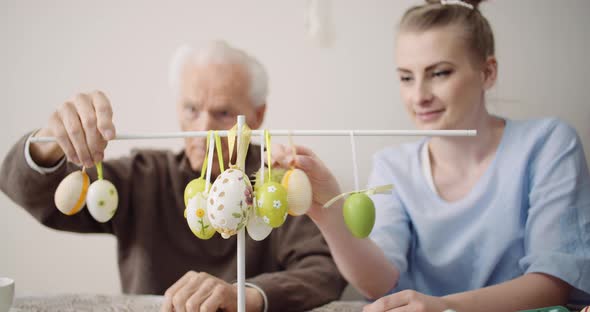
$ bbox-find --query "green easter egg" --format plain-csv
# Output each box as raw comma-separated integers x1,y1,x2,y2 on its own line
343,193,375,238
184,178,206,207
254,168,287,191
256,181,288,228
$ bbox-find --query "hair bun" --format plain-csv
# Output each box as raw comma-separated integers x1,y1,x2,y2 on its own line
464,0,484,9
425,0,485,10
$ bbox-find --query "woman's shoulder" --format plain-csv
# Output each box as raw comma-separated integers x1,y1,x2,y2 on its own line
507,117,580,142
505,117,582,156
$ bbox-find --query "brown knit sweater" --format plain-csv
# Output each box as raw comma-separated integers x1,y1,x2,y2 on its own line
0,133,347,311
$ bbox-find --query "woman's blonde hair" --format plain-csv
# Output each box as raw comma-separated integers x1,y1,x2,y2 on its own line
399,0,494,64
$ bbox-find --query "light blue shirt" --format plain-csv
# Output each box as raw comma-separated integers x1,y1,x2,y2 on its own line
368,118,590,304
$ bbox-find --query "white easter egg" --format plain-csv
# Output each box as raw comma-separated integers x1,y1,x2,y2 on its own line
282,169,312,216
207,169,253,239
54,170,89,215
246,197,273,241
86,179,118,223
186,192,216,240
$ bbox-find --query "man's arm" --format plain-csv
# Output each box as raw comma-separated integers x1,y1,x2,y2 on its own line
0,131,133,234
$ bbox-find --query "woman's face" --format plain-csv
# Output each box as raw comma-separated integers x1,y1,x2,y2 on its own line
395,25,492,130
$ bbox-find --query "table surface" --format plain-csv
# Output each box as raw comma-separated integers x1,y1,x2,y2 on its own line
9,294,366,312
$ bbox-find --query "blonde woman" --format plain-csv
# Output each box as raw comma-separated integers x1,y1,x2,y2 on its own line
273,0,590,311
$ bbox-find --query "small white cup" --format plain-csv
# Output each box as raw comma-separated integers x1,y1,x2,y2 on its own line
0,278,14,312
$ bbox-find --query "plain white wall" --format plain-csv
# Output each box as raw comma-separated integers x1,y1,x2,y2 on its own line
1,0,588,298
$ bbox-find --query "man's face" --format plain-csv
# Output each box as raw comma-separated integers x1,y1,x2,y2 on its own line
177,62,265,176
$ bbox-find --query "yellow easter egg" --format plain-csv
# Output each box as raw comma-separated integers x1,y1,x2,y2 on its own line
54,170,89,215
282,169,312,216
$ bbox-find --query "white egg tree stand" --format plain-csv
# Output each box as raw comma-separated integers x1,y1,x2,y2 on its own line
32,115,475,312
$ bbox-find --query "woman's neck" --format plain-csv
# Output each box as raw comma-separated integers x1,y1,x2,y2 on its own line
428,114,505,174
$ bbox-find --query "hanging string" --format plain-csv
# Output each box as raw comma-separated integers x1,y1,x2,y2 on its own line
349,131,359,190
288,130,297,170
228,125,237,167
205,131,215,192
199,131,212,179
95,163,103,181
259,131,266,185
214,131,225,173
264,130,272,182
237,125,251,169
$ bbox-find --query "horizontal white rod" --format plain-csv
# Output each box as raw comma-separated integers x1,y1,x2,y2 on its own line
29,129,476,142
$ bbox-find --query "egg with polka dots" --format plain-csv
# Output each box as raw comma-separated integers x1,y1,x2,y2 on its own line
86,179,119,223
207,169,253,239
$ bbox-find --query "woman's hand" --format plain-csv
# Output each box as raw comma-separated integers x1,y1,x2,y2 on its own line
363,290,450,312
270,144,342,224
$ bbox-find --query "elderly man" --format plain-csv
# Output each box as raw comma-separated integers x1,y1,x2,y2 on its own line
0,41,346,312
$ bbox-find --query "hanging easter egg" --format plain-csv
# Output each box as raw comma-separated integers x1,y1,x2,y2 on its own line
186,192,216,239
342,193,375,238
246,197,273,241
86,179,118,223
254,167,286,192
257,181,288,228
184,178,206,207
282,168,312,216
54,170,89,215
208,169,253,239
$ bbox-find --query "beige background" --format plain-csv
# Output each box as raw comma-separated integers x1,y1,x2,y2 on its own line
1,0,588,298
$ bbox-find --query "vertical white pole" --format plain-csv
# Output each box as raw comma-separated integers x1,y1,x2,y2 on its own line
236,115,246,312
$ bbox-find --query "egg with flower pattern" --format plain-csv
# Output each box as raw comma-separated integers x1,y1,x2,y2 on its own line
256,181,288,228
207,169,253,239
184,178,206,207
186,192,216,239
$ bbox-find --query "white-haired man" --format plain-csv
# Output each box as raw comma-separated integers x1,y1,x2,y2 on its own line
0,40,346,312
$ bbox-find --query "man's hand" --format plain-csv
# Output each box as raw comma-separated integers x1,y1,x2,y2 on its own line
161,271,263,312
30,90,116,168
363,290,449,312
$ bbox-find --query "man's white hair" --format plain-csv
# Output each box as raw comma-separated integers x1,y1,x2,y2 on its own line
168,40,269,106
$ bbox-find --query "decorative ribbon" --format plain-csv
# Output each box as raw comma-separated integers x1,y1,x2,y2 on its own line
199,131,212,179
214,131,225,173
265,130,273,182
323,184,394,209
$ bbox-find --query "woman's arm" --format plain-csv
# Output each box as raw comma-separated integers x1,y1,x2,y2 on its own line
271,144,401,299
365,273,571,312
444,273,571,311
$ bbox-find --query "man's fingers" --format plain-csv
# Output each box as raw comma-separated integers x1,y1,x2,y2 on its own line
59,100,93,167
91,90,116,140
162,272,195,312
184,278,217,312
75,95,106,163
199,286,225,312
49,112,78,164
171,273,208,312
